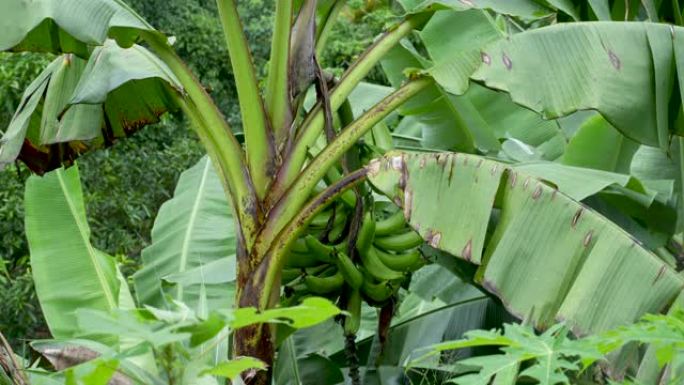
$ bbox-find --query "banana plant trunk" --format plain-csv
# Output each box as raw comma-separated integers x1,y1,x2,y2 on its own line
233,237,275,385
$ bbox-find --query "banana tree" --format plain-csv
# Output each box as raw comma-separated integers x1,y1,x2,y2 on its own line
5,0,684,384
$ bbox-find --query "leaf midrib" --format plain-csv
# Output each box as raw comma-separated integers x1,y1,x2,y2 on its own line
176,159,211,300
56,170,116,309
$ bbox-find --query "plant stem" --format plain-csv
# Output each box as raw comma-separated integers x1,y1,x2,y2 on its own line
231,170,365,384
315,0,346,58
266,0,294,143
268,17,420,204
142,32,259,245
255,168,368,308
256,77,431,271
217,0,274,201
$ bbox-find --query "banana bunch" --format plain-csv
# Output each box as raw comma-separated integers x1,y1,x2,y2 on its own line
282,202,426,336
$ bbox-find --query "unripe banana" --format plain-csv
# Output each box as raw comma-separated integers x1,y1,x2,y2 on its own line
310,208,346,229
359,247,404,281
373,230,424,251
282,268,303,284
361,277,399,303
304,264,332,277
303,269,344,295
373,246,424,272
374,210,406,236
334,251,364,290
304,235,337,263
328,218,347,242
285,250,327,268
324,166,357,208
291,238,309,253
356,211,376,256
343,289,362,336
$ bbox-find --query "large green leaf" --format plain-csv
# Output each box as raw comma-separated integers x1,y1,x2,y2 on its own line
396,0,559,19
133,156,236,311
470,22,684,149
24,165,127,339
367,152,683,335
560,114,639,174
0,41,180,174
384,10,566,158
0,0,159,56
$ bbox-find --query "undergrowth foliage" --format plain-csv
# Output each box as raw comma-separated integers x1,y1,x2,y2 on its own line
408,310,684,385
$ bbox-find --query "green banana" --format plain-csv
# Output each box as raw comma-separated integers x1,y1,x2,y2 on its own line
324,166,357,207
359,247,404,281
291,237,309,253
373,246,424,272
285,250,327,268
374,210,406,236
373,230,424,251
327,217,347,242
310,208,346,229
344,289,362,336
304,235,337,263
303,269,344,295
355,211,376,256
282,268,303,284
334,250,364,290
361,277,399,303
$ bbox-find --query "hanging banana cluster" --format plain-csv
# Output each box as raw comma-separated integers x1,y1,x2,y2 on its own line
281,199,426,336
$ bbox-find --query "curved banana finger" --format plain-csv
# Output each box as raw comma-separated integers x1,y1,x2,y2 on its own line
359,247,404,281
335,251,364,290
355,211,376,256
374,210,406,236
303,269,344,295
361,277,399,303
373,230,424,251
285,250,327,268
374,246,424,272
304,235,338,263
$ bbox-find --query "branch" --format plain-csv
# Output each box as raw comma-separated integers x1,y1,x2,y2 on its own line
266,0,294,142
142,32,259,245
217,0,274,200
268,17,420,203
255,77,431,264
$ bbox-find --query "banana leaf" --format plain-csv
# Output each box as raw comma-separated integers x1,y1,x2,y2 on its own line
367,152,684,336
0,0,160,56
24,165,129,340
0,40,180,174
470,22,684,149
133,156,236,312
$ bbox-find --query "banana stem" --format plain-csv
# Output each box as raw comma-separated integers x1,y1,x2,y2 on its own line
345,334,361,385
217,0,275,200
269,17,420,202
266,0,294,142
256,168,368,309
142,32,259,245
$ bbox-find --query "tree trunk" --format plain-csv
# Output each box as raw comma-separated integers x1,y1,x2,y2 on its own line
233,322,274,385
234,239,275,385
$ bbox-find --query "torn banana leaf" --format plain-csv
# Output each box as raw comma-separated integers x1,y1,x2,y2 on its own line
0,0,161,56
470,22,684,150
0,40,181,173
367,152,684,336
24,166,131,341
